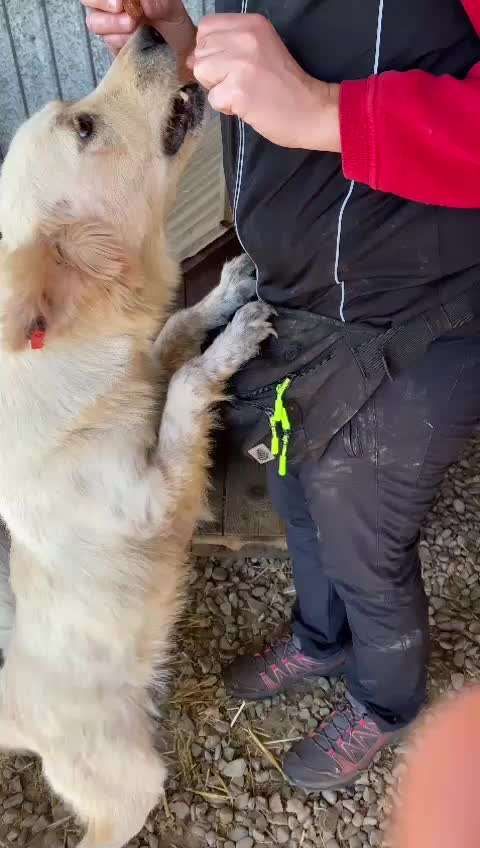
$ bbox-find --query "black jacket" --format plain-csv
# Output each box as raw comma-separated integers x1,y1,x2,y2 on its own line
217,0,480,327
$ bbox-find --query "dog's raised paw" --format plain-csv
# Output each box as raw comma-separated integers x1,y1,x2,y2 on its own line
200,300,276,380
228,300,276,363
218,254,257,308
223,252,255,280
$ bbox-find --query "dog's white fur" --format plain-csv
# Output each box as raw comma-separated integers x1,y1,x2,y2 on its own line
0,28,272,848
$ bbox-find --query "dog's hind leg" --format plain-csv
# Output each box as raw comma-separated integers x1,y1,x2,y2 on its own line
46,738,165,848
0,715,28,752
0,522,14,661
78,800,157,848
0,682,28,752
73,760,164,848
153,254,257,376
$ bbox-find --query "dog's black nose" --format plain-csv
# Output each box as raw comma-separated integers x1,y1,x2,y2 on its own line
138,25,166,50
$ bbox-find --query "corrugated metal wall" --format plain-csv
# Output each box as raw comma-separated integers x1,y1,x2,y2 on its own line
0,0,214,159
0,0,228,260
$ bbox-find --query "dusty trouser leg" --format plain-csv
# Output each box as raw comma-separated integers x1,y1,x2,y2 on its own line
299,334,480,728
266,466,350,658
281,334,480,790
223,459,348,703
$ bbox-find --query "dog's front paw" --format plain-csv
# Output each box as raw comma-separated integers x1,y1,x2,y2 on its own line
201,300,275,381
227,300,276,366
218,254,257,311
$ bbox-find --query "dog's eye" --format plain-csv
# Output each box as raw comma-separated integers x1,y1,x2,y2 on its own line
74,114,95,141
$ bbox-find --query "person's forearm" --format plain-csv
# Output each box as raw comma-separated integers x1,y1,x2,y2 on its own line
340,65,480,208
306,80,341,154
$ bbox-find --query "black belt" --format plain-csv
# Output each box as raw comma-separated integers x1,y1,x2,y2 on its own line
227,280,480,469
359,285,480,383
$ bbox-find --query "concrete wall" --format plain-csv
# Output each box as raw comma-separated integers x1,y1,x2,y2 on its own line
0,0,214,160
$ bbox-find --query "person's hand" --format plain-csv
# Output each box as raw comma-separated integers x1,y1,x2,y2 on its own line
189,13,340,152
389,687,480,848
82,0,196,63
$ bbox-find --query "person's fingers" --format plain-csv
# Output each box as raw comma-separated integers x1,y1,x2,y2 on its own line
104,33,131,52
81,0,123,12
142,4,197,56
156,19,196,53
81,0,196,66
84,11,136,35
193,53,229,91
207,79,235,116
197,13,251,36
194,31,234,57
196,27,243,54
141,0,182,22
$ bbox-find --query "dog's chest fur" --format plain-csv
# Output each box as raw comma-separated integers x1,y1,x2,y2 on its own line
0,336,145,546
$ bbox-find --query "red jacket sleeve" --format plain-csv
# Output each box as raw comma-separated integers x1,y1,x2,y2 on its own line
340,1,480,208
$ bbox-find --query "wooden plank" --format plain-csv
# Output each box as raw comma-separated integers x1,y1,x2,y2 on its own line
183,229,238,276
192,438,287,554
223,452,284,540
191,535,287,557
183,230,239,307
168,116,228,262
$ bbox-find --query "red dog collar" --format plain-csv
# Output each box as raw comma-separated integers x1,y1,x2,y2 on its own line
29,317,47,350
30,329,46,350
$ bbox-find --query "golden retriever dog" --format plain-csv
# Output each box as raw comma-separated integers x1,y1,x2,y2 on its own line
0,25,272,848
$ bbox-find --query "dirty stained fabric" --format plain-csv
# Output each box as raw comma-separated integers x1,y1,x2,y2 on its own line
219,0,480,326
267,335,480,727
217,0,480,727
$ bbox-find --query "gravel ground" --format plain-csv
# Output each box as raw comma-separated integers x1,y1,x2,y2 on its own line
1,437,480,848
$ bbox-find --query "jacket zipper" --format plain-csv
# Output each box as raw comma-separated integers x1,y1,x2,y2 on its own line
234,342,337,401
232,0,262,299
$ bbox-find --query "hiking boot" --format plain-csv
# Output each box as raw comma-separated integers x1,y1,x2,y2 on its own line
284,694,406,791
224,635,345,701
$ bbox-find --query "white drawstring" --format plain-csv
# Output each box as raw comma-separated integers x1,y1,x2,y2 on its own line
232,0,262,299
334,0,385,322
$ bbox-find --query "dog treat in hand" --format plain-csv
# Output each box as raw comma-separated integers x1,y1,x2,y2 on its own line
124,0,143,18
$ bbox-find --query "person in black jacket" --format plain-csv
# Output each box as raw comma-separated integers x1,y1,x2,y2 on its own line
84,0,480,790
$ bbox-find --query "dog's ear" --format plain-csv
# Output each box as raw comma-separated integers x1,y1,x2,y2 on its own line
2,220,135,352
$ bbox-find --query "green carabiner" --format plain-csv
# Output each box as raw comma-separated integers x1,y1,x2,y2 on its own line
270,418,280,456
279,432,290,477
269,378,292,475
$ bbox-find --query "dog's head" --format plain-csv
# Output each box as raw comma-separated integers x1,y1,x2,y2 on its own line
0,26,204,351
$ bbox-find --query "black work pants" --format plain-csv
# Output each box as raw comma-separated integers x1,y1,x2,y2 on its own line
267,334,480,729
